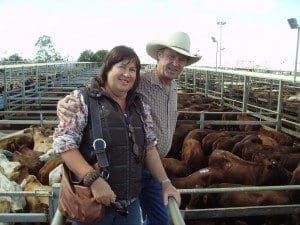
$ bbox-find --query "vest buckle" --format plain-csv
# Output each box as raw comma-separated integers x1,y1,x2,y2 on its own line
93,138,107,152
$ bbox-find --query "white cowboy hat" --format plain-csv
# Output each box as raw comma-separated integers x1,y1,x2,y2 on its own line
146,31,201,66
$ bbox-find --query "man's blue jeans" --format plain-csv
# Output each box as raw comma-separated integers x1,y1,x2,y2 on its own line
140,169,169,225
73,199,141,225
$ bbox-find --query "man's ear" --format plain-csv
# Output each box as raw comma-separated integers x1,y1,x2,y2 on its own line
157,50,164,61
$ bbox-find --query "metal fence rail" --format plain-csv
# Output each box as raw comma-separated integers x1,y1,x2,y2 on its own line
179,185,300,220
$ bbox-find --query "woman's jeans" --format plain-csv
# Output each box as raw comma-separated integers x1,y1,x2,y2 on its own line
73,199,141,225
140,169,169,225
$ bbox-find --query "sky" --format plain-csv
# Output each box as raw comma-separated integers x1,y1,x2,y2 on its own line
0,0,299,71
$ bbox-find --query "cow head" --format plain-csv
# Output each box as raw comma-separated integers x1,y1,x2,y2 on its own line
259,160,292,185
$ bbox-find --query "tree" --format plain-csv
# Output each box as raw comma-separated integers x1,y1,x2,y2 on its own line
78,50,94,62
34,35,62,63
6,53,23,62
2,53,24,64
78,49,108,65
92,50,108,65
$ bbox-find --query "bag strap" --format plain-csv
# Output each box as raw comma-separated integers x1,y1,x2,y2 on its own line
82,88,110,180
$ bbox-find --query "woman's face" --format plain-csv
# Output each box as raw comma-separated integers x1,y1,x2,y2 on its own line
105,59,137,97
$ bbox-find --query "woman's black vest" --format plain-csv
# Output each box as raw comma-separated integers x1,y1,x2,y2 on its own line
79,83,146,201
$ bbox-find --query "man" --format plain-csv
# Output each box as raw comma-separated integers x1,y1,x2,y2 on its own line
57,31,201,225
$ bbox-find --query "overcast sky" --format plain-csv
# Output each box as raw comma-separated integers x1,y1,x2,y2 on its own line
0,0,299,70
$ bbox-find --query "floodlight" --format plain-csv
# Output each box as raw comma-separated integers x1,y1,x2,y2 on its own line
287,18,299,29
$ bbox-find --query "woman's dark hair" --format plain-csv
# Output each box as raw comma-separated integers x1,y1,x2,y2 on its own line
98,45,141,95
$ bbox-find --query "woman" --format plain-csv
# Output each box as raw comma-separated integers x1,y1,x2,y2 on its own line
53,45,180,225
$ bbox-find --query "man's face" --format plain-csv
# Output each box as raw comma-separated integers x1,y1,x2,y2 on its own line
156,48,188,84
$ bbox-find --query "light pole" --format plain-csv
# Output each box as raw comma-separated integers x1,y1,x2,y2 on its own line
287,18,300,81
211,37,218,72
217,20,226,68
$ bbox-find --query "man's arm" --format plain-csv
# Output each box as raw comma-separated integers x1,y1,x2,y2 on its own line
145,147,181,206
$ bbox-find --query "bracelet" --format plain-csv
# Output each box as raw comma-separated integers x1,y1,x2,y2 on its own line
160,178,171,185
83,170,101,187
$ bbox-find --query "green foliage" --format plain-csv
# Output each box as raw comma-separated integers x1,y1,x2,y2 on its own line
2,53,23,62
78,50,94,62
78,49,108,65
34,35,62,63
92,50,108,65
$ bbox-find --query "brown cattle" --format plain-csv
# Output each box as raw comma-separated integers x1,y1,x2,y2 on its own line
289,162,300,204
0,129,34,152
208,150,292,186
167,123,199,159
236,115,261,132
12,145,44,176
161,158,187,178
21,175,52,213
257,134,278,148
172,168,209,189
202,132,231,155
259,127,294,146
38,157,64,185
173,150,292,188
163,129,210,177
212,134,245,152
203,183,290,208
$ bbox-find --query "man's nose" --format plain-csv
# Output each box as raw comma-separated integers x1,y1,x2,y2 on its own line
172,58,182,67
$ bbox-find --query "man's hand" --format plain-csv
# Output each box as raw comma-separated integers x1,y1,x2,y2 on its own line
162,181,181,206
57,95,80,121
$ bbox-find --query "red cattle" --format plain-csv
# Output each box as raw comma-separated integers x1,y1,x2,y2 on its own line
172,150,291,188
163,129,211,177
12,145,43,177
259,127,294,146
38,157,63,185
208,150,291,186
202,132,231,155
203,183,290,208
212,134,245,152
236,115,261,132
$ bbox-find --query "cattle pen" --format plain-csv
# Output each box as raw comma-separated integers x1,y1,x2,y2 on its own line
0,62,300,225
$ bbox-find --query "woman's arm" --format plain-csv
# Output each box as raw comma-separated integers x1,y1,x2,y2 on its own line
53,90,116,205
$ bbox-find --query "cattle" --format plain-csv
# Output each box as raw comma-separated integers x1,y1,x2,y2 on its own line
256,152,300,172
21,175,52,213
207,150,292,186
11,145,44,176
289,162,300,204
32,129,53,153
49,164,63,185
167,123,199,159
257,134,278,148
0,152,23,181
172,150,292,189
0,172,26,212
259,127,294,146
0,129,34,151
236,114,261,132
163,129,211,177
38,157,63,185
212,134,245,152
200,183,290,208
202,132,231,155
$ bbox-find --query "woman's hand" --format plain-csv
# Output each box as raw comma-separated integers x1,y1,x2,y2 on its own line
162,181,181,206
90,177,116,206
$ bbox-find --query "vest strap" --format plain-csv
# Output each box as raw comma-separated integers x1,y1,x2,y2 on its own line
85,89,110,180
